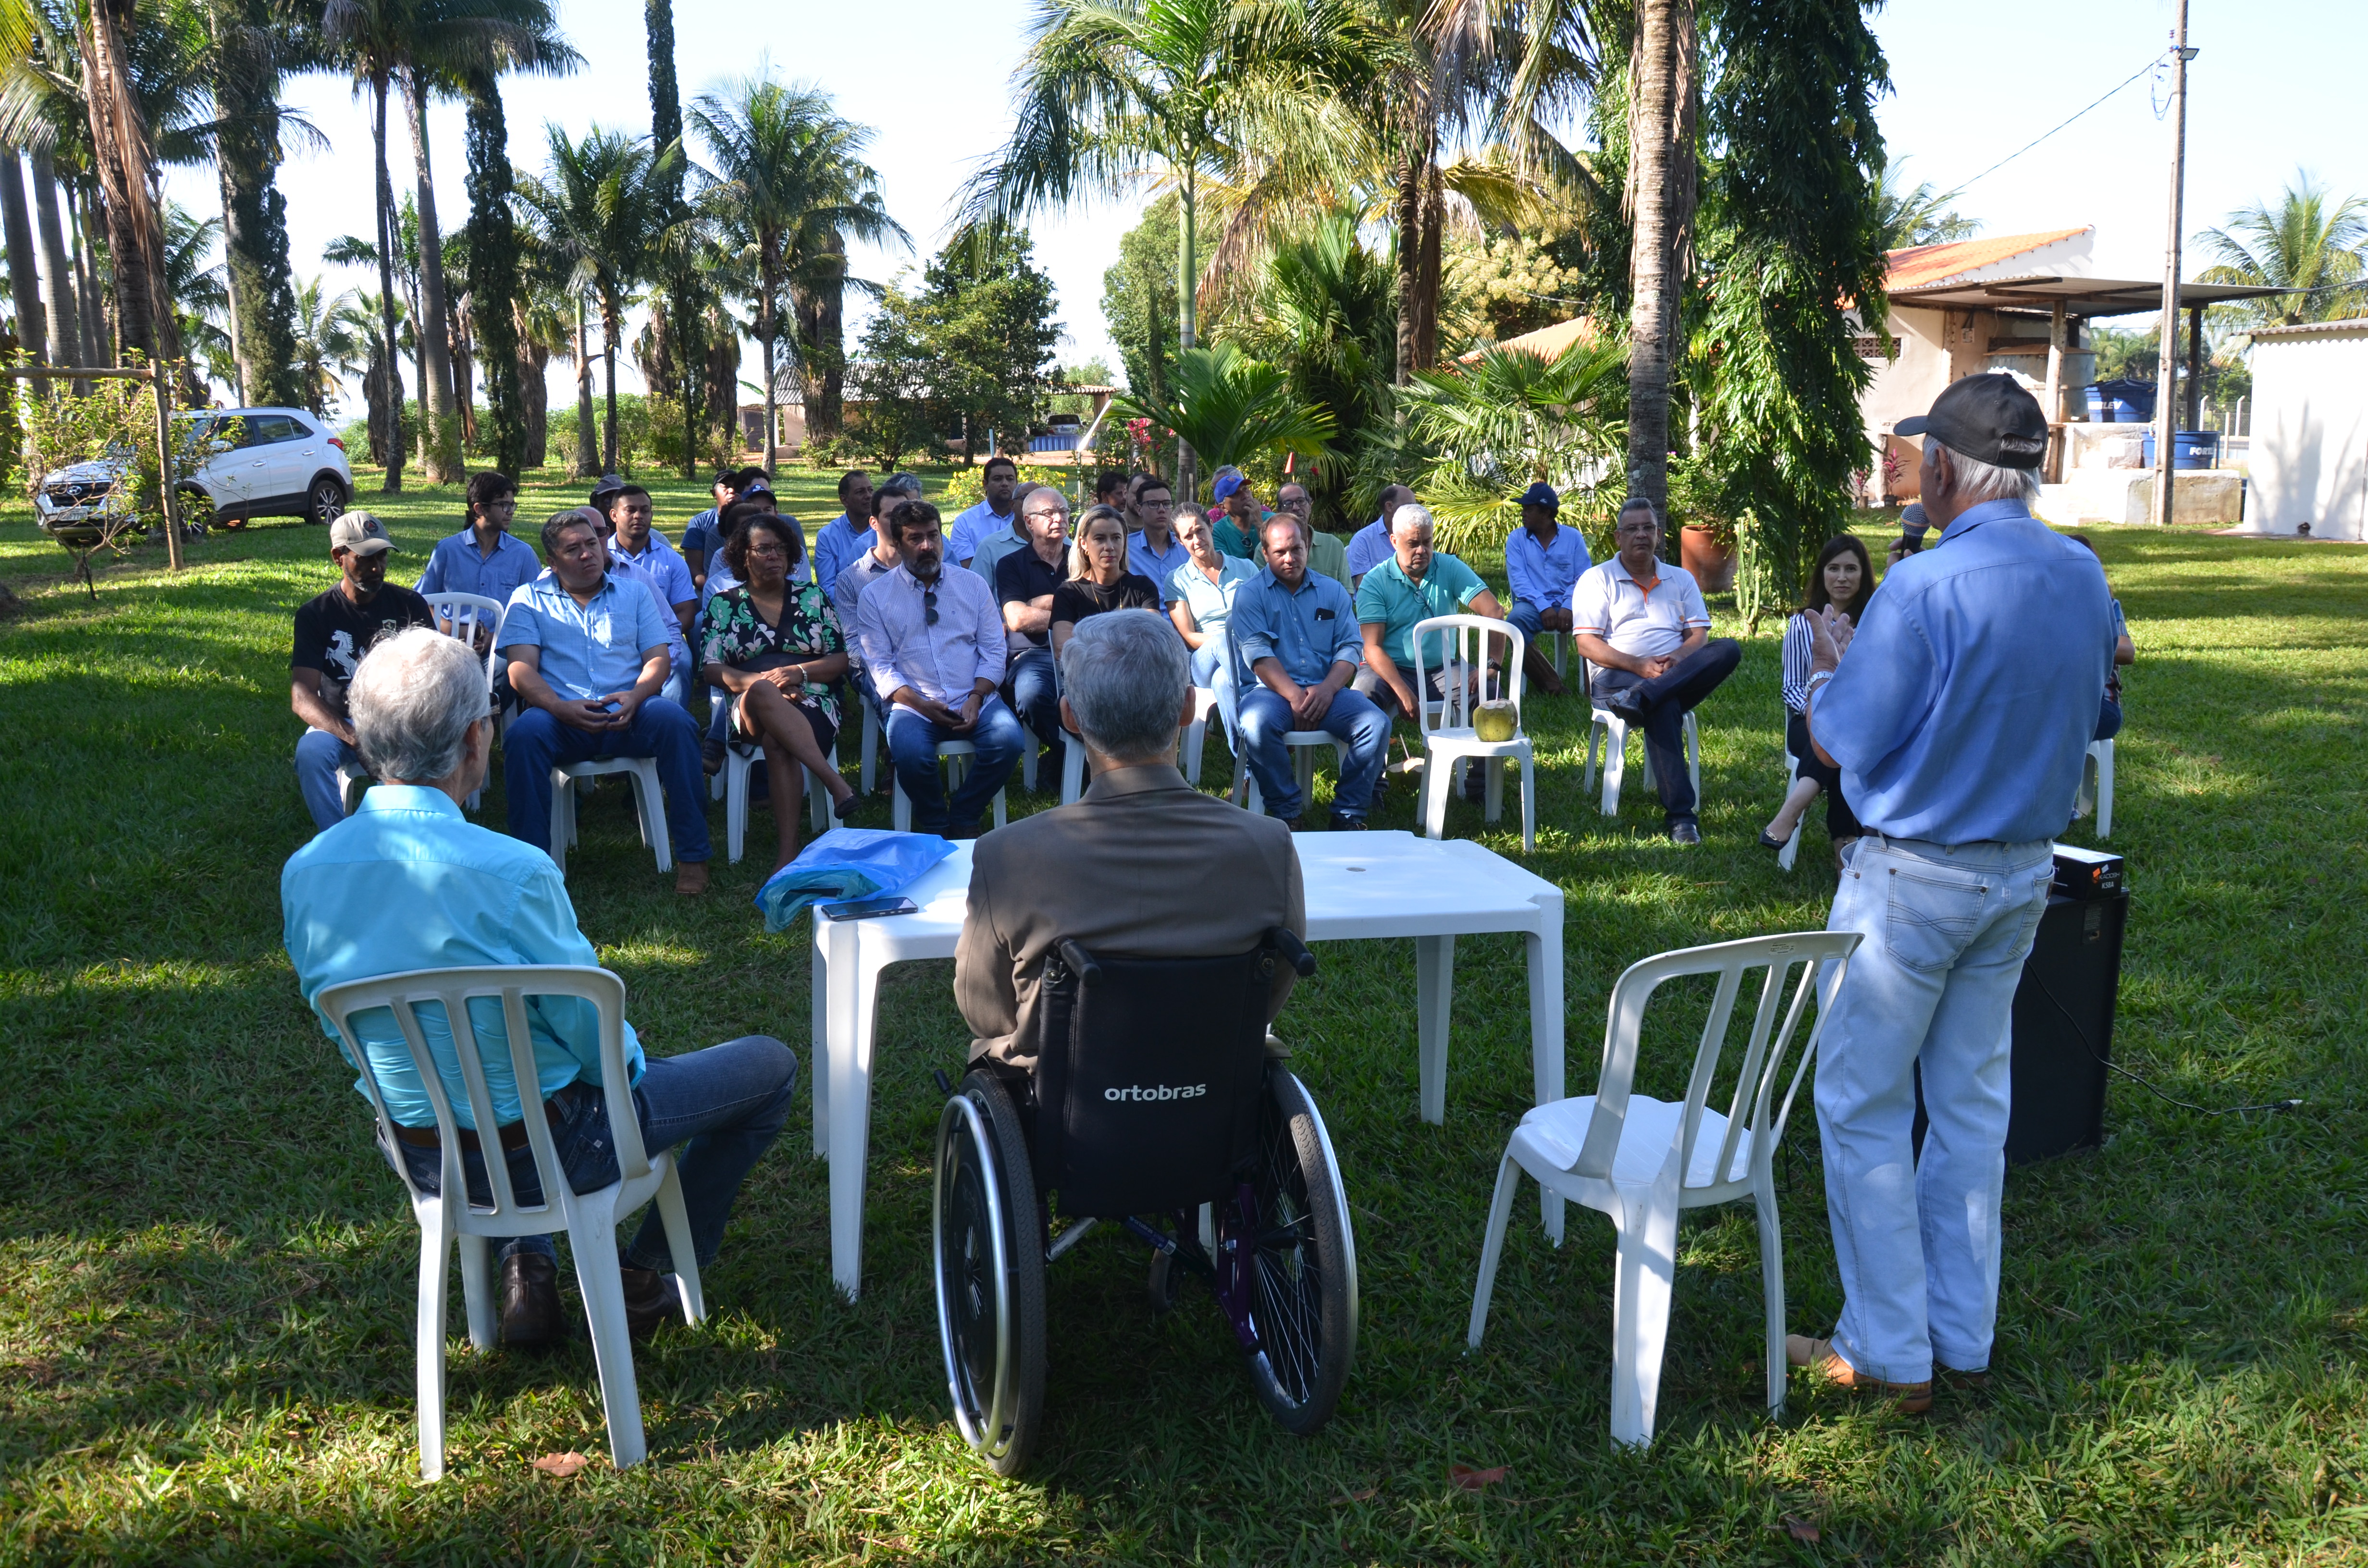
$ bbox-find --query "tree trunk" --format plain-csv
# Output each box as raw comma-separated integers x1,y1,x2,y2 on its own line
759,245,778,474
29,153,79,377
704,299,737,465
519,300,548,469
369,74,405,490
602,294,620,474
214,4,300,408
1174,170,1197,501
792,229,846,440
451,296,475,447
68,183,109,368
465,77,526,476
572,295,595,479
402,70,459,479
1393,142,1425,385
0,150,44,364
1415,160,1443,371
362,341,390,464
78,2,172,366
1625,0,1697,522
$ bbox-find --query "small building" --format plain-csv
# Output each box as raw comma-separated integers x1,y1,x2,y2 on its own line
2245,318,2368,540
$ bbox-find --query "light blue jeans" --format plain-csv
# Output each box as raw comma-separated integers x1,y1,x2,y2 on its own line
1813,834,2056,1384
295,728,362,832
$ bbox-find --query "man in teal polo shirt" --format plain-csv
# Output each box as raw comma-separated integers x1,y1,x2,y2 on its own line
1352,502,1507,722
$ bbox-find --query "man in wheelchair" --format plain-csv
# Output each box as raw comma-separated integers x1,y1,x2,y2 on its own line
937,611,1357,1474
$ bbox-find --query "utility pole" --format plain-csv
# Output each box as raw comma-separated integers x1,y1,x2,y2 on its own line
2150,4,2195,528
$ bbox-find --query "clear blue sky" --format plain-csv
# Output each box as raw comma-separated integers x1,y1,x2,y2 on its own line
162,0,2368,407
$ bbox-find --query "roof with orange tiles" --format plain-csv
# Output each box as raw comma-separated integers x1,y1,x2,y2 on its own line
1884,228,2092,291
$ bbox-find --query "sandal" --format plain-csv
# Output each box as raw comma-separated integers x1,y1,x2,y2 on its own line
701,736,726,776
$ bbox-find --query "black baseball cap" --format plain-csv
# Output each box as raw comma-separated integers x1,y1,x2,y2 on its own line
1897,374,2049,470
1516,480,1560,509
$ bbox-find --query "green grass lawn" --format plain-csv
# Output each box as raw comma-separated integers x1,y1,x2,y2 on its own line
2,468,2364,1565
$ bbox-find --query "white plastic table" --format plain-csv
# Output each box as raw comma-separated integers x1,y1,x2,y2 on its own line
807,830,1566,1299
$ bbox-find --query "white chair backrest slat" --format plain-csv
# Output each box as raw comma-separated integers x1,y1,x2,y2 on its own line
316,965,648,1223
423,591,505,691
1411,614,1524,740
1571,932,1860,1188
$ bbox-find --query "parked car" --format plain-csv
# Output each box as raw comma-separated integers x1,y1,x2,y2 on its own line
31,405,353,544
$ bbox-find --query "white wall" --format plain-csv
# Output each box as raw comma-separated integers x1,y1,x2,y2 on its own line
2250,325,2368,540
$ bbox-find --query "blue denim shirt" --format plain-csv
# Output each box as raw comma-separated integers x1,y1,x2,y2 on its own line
1230,567,1362,687
282,786,644,1128
1814,499,2113,844
1344,518,1393,579
812,512,874,601
415,527,542,608
1128,529,1192,608
501,571,673,701
1503,520,1591,610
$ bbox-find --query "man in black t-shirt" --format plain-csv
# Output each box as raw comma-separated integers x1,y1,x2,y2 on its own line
292,512,437,830
994,488,1072,759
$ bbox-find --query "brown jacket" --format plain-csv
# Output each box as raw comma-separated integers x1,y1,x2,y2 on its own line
955,763,1305,1066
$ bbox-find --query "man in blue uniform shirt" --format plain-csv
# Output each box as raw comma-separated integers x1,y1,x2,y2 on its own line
1790,373,2113,1411
1229,513,1392,831
283,627,796,1348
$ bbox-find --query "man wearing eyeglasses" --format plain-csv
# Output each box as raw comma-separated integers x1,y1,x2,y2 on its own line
853,500,1024,837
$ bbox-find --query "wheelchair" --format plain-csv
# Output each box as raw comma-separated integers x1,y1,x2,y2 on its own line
931,928,1359,1476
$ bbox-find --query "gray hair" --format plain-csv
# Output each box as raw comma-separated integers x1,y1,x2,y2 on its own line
1060,612,1188,764
1390,502,1436,537
1019,484,1070,518
877,471,923,500
349,627,486,784
1929,439,2042,508
1616,497,1660,529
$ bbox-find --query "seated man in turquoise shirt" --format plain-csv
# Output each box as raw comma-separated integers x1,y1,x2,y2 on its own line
283,628,796,1349
502,510,714,895
1352,501,1507,722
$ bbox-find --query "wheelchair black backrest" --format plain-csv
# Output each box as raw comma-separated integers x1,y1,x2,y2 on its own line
1032,929,1312,1219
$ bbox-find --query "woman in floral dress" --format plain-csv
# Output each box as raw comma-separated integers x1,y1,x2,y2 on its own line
701,513,861,871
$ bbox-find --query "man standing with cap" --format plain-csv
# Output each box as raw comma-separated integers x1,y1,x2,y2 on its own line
290,512,439,831
1502,480,1589,696
1788,372,2113,1412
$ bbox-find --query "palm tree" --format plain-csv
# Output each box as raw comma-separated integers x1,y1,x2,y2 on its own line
2195,172,2368,328
289,274,366,417
1112,342,1335,475
1396,336,1627,552
689,74,903,472
161,199,230,397
961,0,1371,496
514,123,671,474
1874,159,1978,250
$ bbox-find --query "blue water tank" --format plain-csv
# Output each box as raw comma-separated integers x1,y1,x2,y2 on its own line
2084,379,2158,423
2139,430,2221,470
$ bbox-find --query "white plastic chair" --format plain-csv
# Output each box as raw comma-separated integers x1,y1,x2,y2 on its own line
859,690,881,795
313,964,703,1480
890,738,1008,832
1411,614,1535,852
1539,628,1567,680
1222,672,1348,817
423,591,506,808
1180,686,1226,785
549,757,672,876
712,739,830,864
1466,930,1860,1448
2073,736,2114,838
1582,658,1700,818
337,760,371,815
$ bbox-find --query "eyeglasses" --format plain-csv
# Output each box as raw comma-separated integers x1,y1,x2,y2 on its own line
923,587,939,626
747,544,789,561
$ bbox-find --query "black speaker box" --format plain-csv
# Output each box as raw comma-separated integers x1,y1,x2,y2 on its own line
1914,884,2127,1167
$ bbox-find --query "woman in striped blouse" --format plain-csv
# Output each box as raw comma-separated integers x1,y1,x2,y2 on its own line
1761,535,1875,857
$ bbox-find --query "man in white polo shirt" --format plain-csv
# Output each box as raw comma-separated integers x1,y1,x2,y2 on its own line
1570,498,1739,844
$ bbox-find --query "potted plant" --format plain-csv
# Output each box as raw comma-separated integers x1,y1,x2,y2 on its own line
1666,455,1737,591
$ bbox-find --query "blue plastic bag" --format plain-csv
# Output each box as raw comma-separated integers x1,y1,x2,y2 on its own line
753,827,956,932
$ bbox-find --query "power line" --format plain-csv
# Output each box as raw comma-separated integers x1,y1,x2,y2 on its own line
1957,51,2170,193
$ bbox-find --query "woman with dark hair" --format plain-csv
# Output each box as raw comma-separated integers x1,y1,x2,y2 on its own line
1762,534,1876,856
701,513,860,871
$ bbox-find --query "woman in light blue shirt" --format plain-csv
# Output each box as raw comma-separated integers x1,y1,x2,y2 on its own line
1167,507,1260,687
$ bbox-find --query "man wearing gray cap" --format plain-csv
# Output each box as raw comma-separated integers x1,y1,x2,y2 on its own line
289,511,438,831
1788,372,2114,1413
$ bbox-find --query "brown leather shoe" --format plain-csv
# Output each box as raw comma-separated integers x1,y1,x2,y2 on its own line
674,860,710,896
1786,1335,1933,1414
500,1253,564,1350
619,1264,679,1341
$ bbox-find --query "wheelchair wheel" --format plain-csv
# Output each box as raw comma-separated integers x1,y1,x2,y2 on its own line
1229,1067,1358,1435
932,1069,1046,1476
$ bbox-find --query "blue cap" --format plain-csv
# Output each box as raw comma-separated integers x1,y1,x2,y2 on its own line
1517,480,1559,509
1211,471,1245,503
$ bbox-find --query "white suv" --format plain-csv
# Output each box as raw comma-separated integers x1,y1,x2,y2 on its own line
32,405,355,540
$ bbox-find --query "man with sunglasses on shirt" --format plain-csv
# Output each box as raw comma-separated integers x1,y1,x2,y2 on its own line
853,500,1025,837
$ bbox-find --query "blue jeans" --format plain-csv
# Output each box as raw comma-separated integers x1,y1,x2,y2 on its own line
1236,685,1390,821
1189,643,1225,687
296,727,363,832
2094,696,2123,741
1006,646,1062,753
1590,638,1740,824
504,698,714,862
394,1035,799,1269
885,696,1025,831
1813,835,2057,1384
1505,600,1548,641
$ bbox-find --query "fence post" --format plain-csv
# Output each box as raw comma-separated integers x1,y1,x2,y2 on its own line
152,363,182,571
